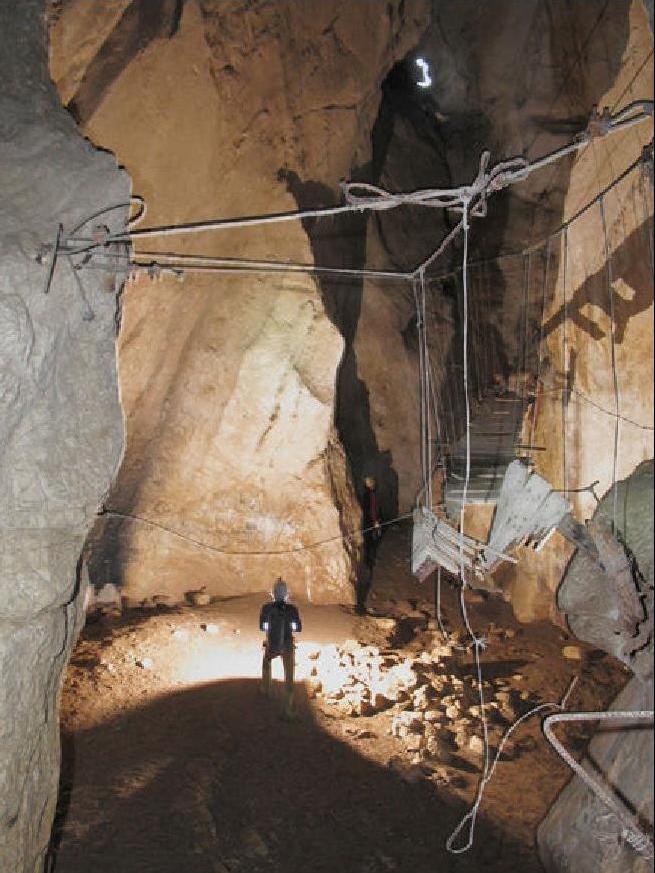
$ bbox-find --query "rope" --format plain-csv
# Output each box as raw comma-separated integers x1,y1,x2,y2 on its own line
54,103,651,277
446,196,497,855
420,269,433,508
599,196,620,533
639,150,654,278
460,200,472,540
67,195,146,240
425,150,649,285
562,228,569,498
520,253,531,436
98,508,413,557
446,676,579,853
532,239,552,444
534,386,654,431
412,276,428,508
416,104,652,278
543,709,654,858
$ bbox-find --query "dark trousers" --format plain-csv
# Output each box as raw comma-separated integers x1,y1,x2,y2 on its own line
357,532,380,609
262,646,295,697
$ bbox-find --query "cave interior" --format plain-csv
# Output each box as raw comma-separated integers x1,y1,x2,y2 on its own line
0,2,654,873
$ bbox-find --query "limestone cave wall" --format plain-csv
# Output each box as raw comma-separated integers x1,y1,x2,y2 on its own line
0,2,129,870
47,0,652,627
49,0,430,606
493,0,654,623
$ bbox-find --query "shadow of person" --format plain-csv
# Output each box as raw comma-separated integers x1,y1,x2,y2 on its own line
49,679,543,873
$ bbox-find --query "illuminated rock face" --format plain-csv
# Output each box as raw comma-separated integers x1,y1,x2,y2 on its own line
0,3,129,869
47,0,651,623
49,0,430,604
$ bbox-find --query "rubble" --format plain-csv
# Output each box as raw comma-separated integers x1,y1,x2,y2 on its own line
307,639,527,768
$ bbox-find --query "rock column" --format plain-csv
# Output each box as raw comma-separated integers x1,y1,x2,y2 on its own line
0,2,129,870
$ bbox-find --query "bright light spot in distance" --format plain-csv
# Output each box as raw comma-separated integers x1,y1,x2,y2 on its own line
416,57,432,88
172,636,337,685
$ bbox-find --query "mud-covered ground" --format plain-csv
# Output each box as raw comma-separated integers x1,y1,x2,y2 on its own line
49,523,629,873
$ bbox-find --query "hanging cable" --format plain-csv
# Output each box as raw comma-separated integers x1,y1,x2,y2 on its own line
447,677,579,854
412,275,429,507
446,194,495,854
561,228,569,498
420,268,433,508
532,239,552,445
425,148,650,285
520,252,531,437
599,196,620,533
98,508,413,557
639,146,654,277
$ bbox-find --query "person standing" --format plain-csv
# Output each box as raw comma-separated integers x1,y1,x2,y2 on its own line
356,475,382,613
259,578,302,717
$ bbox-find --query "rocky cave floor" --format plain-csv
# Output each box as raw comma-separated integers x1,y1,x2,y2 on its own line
50,524,629,873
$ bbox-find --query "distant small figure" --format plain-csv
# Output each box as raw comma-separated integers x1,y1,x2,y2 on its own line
357,475,383,614
259,578,302,716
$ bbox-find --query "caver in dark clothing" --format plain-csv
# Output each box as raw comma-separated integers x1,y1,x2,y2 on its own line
259,585,302,712
357,477,383,612
259,600,302,654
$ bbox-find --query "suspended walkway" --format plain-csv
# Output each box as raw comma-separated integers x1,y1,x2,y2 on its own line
443,392,529,520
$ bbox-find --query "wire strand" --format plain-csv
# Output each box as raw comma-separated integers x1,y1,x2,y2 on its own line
98,508,413,557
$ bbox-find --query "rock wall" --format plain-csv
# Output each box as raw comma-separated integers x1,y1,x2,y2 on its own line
381,0,653,625
533,0,654,519
49,0,430,605
514,0,654,622
0,2,129,870
351,0,638,518
538,676,654,873
46,0,651,618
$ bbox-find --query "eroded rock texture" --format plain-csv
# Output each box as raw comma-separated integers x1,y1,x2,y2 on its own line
49,0,430,605
436,0,653,621
538,676,654,873
539,465,653,873
0,3,129,871
559,460,654,673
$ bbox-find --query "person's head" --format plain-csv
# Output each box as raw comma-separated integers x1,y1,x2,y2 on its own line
272,578,289,602
364,475,376,490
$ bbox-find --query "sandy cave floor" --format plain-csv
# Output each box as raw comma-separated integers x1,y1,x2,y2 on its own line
49,524,629,873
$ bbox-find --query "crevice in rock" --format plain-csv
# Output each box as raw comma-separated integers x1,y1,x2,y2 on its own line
67,0,186,125
276,166,401,523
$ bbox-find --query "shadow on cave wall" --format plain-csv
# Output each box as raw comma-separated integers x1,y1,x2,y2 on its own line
277,167,400,524
542,219,654,345
67,0,185,125
82,0,635,588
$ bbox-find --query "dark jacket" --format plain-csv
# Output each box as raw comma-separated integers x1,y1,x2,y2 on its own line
259,601,302,653
363,487,382,539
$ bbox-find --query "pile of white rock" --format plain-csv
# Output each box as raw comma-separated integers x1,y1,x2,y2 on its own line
306,639,528,765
